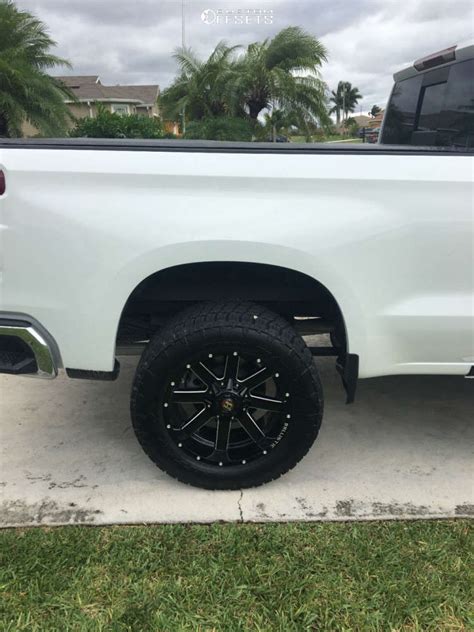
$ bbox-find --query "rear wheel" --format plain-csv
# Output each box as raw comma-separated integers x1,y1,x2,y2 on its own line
131,301,323,489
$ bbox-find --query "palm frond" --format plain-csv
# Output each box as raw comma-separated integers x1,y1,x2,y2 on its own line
0,0,73,137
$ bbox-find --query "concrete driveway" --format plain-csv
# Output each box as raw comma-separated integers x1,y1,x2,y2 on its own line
1,353,473,527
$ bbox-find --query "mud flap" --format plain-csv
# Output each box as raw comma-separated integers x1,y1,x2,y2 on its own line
336,354,359,404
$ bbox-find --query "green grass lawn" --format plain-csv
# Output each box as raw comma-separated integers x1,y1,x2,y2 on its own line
1,521,472,631
290,134,361,144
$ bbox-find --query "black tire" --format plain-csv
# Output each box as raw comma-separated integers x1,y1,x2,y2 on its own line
130,301,323,490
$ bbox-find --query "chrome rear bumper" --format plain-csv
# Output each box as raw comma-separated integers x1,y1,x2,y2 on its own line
0,321,58,378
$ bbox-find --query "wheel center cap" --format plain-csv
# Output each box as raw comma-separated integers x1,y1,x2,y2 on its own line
220,398,235,414
217,391,241,416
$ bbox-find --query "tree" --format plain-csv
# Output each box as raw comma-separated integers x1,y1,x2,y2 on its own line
160,27,330,136
70,104,166,139
329,86,343,126
330,81,362,124
0,0,74,137
259,109,294,142
343,116,358,136
369,104,381,118
160,41,240,123
231,27,330,129
265,109,288,142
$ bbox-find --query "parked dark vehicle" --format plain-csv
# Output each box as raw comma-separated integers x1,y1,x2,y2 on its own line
365,127,380,143
266,135,290,143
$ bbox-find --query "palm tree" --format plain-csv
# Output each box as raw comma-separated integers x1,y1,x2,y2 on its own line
160,41,240,123
329,85,343,126
369,104,381,118
261,108,293,142
230,27,329,129
161,27,330,135
0,0,74,137
330,81,362,124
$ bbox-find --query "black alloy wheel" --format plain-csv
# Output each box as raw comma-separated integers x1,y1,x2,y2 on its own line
162,348,293,467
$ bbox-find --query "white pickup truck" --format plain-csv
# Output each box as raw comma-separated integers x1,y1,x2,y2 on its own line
1,44,473,489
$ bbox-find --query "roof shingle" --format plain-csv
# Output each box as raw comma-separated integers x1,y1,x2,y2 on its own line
54,76,159,105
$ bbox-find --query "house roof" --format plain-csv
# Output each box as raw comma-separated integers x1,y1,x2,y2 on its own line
54,75,159,106
353,114,371,126
56,75,100,87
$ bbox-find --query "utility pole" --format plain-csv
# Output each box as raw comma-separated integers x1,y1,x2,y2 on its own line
181,0,186,134
182,0,186,48
342,86,346,124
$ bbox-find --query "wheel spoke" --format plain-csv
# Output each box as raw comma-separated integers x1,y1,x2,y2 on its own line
190,362,218,387
170,389,208,404
239,365,273,391
224,353,240,381
248,394,284,413
205,417,233,464
214,416,232,452
176,407,213,439
238,411,266,444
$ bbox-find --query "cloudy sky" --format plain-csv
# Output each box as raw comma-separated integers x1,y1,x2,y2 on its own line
17,0,474,113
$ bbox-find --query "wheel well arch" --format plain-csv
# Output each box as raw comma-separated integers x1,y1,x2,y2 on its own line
117,261,347,347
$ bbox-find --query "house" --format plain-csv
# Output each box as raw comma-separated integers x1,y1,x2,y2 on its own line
335,114,372,135
352,114,372,128
56,75,160,119
336,112,385,134
21,75,179,136
366,110,385,129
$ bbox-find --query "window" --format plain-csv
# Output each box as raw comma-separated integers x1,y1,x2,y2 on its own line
417,81,448,130
411,79,448,145
111,103,130,115
380,75,422,144
438,60,474,149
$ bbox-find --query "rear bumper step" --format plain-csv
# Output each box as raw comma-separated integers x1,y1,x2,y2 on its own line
0,320,57,378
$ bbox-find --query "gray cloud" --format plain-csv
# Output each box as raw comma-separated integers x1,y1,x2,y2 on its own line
16,0,474,112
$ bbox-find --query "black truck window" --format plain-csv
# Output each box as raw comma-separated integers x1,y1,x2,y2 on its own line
381,75,422,144
438,60,474,149
381,59,474,148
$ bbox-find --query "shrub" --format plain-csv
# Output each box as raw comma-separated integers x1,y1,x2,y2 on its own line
70,105,165,139
184,117,254,141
